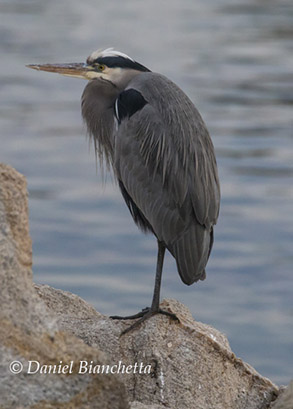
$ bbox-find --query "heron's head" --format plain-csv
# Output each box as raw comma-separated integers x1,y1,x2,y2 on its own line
27,48,150,89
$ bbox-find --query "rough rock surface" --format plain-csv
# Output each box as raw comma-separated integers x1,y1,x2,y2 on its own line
0,164,129,409
270,382,293,409
35,285,280,409
130,403,165,409
0,163,287,409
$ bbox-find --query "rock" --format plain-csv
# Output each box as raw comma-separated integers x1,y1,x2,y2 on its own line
34,283,100,320
35,285,280,409
0,165,54,335
130,403,166,409
0,163,286,409
0,164,32,272
0,163,129,409
270,382,293,409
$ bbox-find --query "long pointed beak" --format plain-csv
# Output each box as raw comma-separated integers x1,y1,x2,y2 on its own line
26,62,91,79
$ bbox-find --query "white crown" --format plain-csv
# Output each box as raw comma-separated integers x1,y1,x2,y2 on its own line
88,48,134,63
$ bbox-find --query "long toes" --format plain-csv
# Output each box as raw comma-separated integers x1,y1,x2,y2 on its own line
158,308,179,321
110,307,150,320
120,311,153,336
110,312,145,320
120,309,179,336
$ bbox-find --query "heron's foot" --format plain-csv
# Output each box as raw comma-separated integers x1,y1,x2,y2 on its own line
110,307,179,336
110,307,150,321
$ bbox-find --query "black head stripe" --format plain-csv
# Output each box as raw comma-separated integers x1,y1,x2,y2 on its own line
115,89,148,124
94,56,151,72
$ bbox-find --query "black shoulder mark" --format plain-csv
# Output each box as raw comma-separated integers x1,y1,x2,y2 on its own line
115,89,148,124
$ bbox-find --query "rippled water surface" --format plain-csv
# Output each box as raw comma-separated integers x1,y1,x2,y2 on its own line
1,0,292,385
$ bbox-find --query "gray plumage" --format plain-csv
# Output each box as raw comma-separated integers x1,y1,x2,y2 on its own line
28,48,220,332
82,71,220,285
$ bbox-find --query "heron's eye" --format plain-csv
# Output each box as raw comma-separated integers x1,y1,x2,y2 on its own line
98,64,106,71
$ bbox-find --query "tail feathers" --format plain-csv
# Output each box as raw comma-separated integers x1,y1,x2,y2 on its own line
168,224,213,285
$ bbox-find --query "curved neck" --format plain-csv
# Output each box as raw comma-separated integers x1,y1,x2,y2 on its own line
81,79,118,166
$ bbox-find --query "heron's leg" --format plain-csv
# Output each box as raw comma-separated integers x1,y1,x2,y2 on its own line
110,240,178,335
150,240,165,311
110,240,165,320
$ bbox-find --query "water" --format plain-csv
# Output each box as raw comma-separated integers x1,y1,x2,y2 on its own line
1,0,292,385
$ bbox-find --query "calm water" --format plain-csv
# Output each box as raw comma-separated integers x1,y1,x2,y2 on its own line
1,0,292,385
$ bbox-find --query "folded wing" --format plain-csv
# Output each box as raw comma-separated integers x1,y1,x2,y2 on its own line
114,73,220,284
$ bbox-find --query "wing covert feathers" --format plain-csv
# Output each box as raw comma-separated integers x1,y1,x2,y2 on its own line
115,72,220,284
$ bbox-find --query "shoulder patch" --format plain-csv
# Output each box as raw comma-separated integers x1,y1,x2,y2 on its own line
115,89,147,124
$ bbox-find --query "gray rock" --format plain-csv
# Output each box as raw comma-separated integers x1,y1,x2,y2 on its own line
270,382,293,409
0,165,57,336
130,403,166,409
0,163,287,409
36,285,280,409
0,163,129,409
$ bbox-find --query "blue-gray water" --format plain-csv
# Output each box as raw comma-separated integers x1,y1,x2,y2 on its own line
1,0,292,385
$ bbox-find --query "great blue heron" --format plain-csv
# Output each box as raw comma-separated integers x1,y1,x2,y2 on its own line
27,48,220,334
